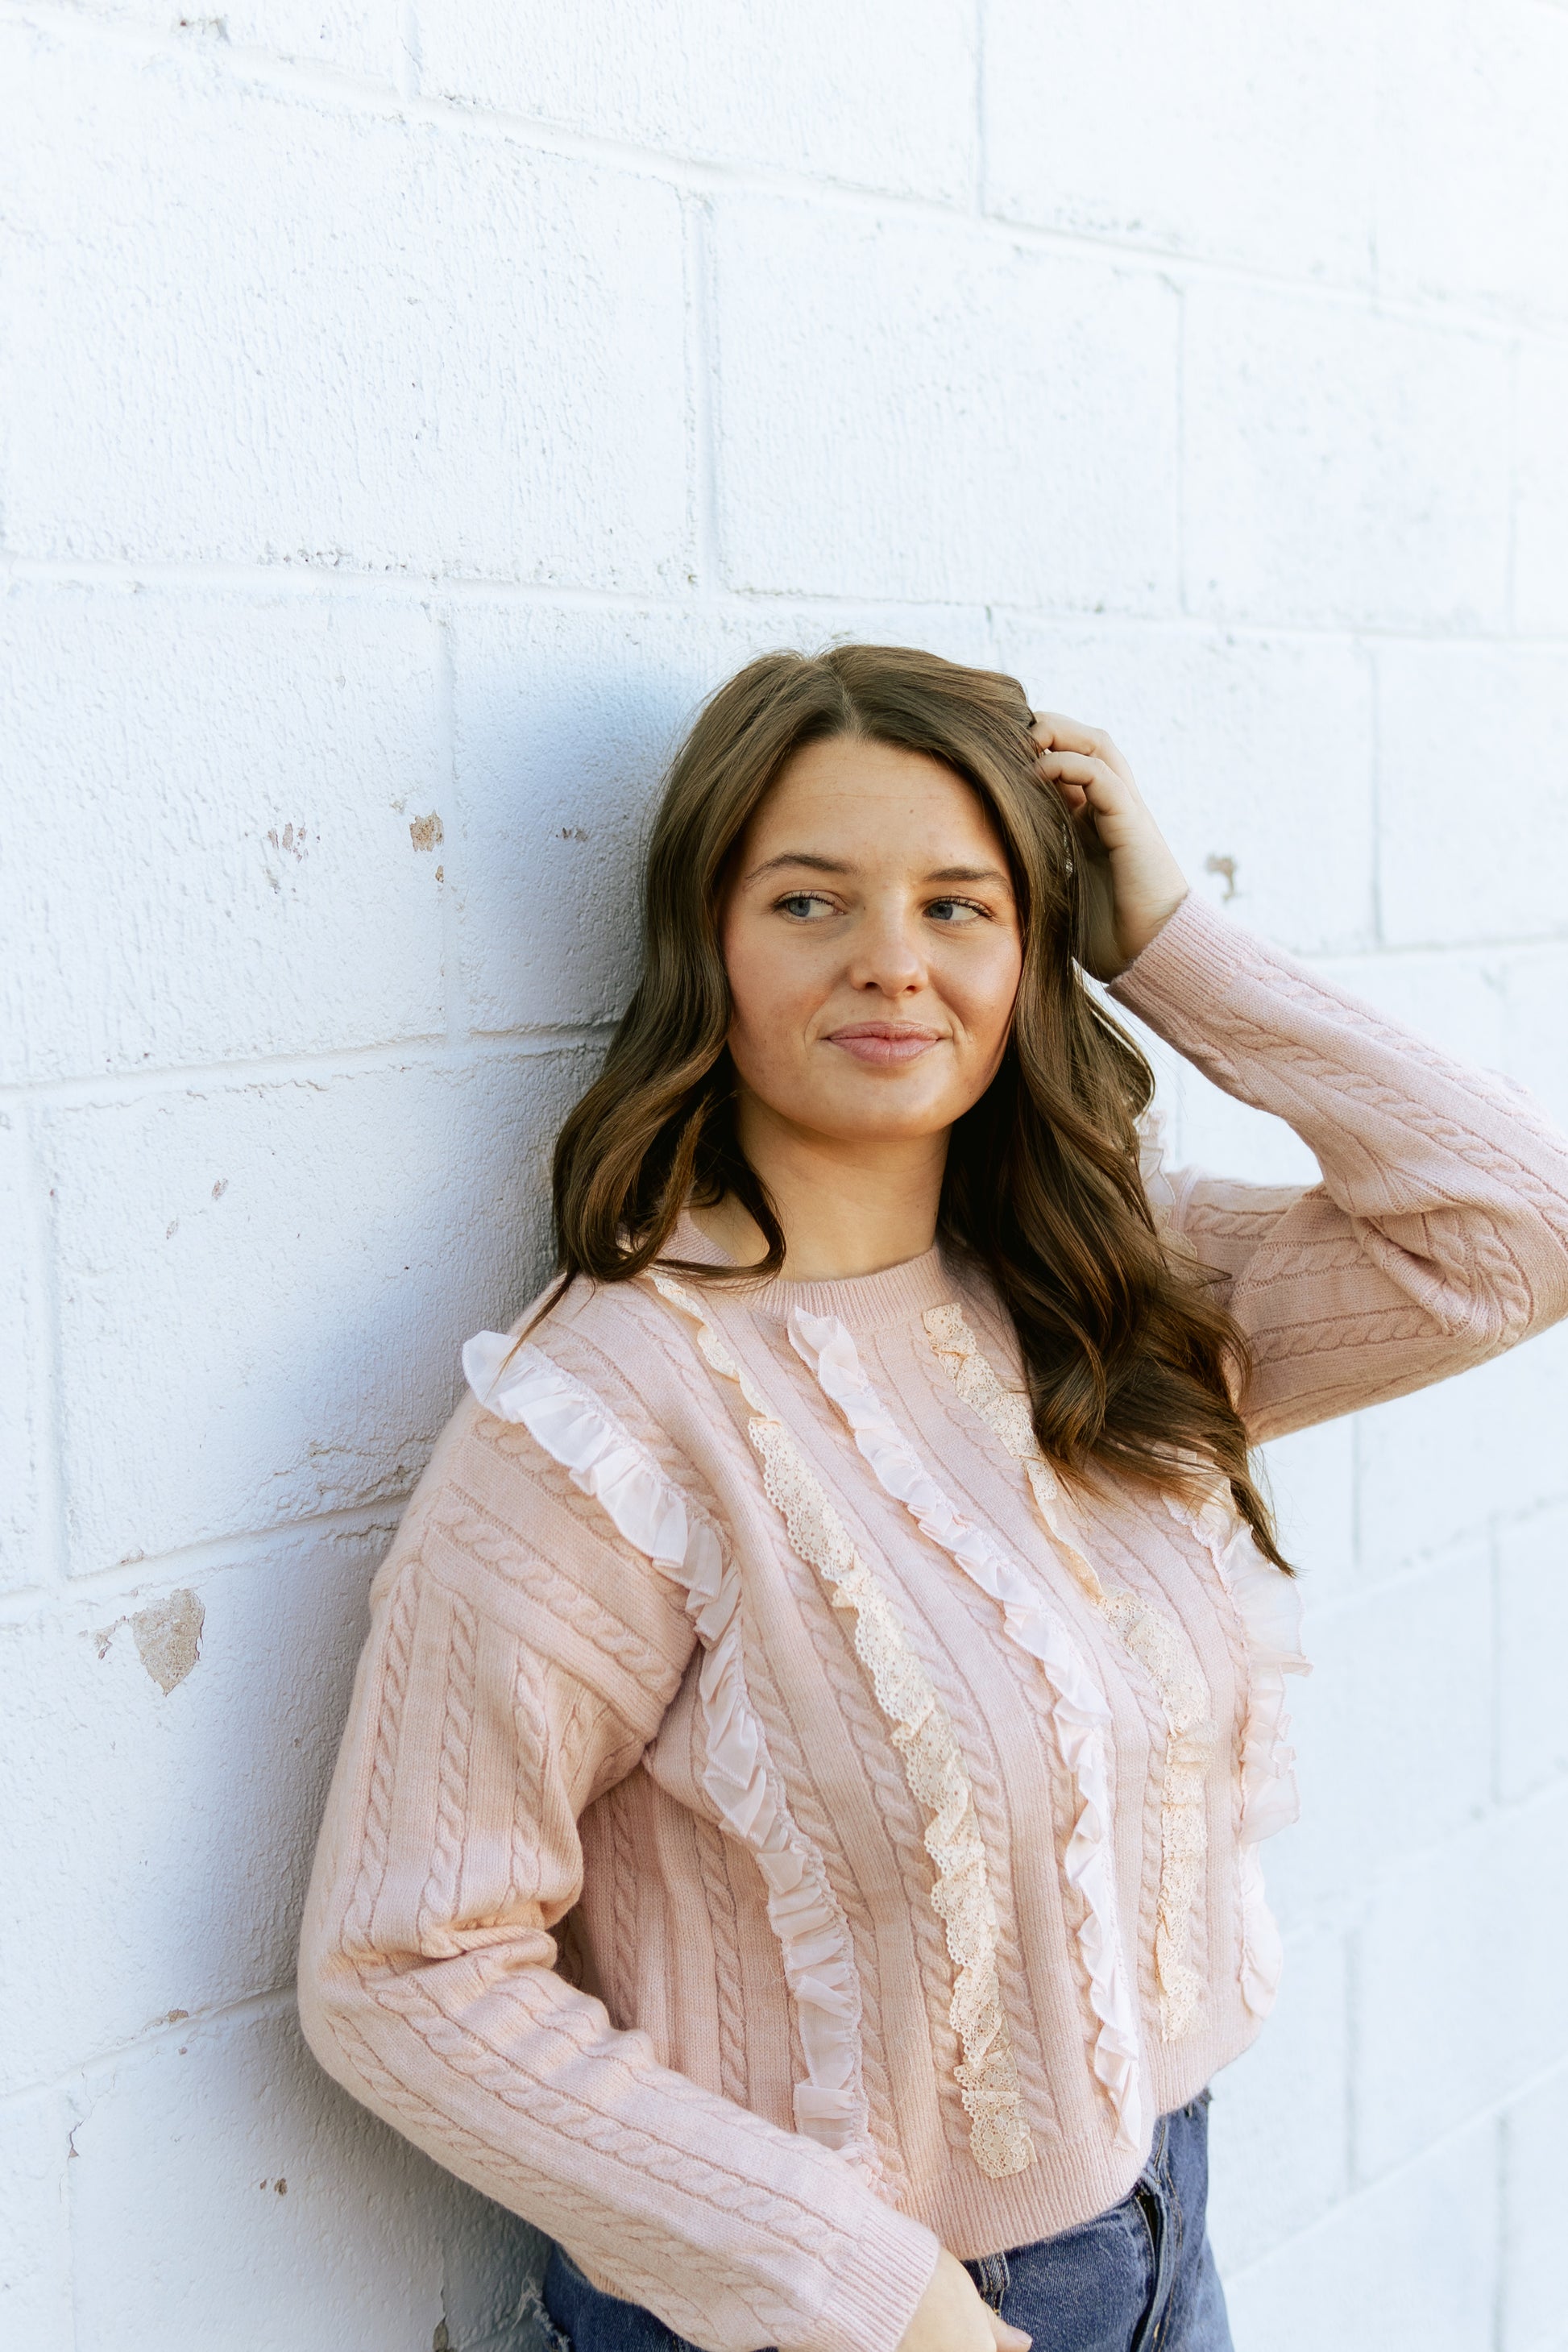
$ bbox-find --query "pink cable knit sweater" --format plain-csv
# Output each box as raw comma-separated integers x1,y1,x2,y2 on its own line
297,898,1568,2352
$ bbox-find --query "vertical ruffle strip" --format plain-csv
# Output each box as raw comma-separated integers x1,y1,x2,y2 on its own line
786,1308,1144,2155
461,1331,881,2172
644,1276,1038,2182
923,1305,1309,2026
923,1306,1217,2042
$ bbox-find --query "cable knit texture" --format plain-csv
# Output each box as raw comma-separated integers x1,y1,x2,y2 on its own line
298,899,1568,2352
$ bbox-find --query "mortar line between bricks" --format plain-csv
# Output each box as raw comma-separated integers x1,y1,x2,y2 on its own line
684,195,723,593
19,1097,69,1594
1,1985,302,2109
1219,2047,1568,2287
1368,643,1386,949
1270,1772,1568,1960
10,558,1568,653
971,0,988,216
433,612,468,1046
1344,1918,1362,2192
1174,282,1189,616
1488,1515,1505,1811
10,0,1568,350
0,1492,418,1626
1504,338,1522,640
0,1024,616,1110
393,0,419,102
1302,1503,1568,1626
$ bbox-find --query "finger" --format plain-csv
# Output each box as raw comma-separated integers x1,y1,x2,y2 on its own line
1031,747,1126,800
1029,712,1136,786
989,2317,1031,2352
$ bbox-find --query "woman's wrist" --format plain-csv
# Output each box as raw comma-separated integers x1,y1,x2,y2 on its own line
1111,878,1189,976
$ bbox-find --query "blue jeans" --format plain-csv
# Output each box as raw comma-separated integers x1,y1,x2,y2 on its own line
540,2094,1232,2352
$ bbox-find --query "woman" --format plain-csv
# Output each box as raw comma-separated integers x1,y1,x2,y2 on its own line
298,645,1568,2352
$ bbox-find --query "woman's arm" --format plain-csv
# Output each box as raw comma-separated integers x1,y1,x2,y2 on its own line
297,1388,941,2352
1107,897,1568,1441
1031,712,1568,1443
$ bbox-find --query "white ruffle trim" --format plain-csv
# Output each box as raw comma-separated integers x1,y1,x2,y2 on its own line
1162,1484,1310,2018
462,1333,878,2167
787,1309,1145,2155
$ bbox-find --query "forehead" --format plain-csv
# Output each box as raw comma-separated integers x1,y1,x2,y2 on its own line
746,735,1006,866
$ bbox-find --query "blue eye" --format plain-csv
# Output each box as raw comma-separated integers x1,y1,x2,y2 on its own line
927,898,984,923
777,893,833,919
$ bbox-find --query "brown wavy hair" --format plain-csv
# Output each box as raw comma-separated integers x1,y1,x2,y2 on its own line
545,643,1288,1570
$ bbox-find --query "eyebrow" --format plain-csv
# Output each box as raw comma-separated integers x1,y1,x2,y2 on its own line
745,852,1011,888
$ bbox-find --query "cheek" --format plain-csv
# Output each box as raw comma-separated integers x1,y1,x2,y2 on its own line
720,911,817,1057
952,935,1024,1053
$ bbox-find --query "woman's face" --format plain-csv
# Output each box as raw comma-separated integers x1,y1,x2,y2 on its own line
720,735,1024,1150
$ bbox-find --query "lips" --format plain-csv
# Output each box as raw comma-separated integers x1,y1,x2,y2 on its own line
824,1023,944,1067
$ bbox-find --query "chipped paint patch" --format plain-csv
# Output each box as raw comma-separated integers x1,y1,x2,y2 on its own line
131,1589,206,1694
409,812,443,852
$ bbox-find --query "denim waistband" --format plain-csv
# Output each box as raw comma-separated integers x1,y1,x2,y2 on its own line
538,2092,1230,2352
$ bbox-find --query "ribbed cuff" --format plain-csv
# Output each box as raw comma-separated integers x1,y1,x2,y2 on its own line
803,2195,943,2352
1105,892,1255,1026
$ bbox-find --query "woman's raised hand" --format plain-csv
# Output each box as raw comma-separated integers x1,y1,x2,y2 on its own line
1029,713,1188,981
894,2247,1031,2352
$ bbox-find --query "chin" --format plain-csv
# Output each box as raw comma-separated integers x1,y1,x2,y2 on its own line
799,1093,958,1144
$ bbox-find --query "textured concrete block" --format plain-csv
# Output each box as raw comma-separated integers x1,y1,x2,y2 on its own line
0,2091,73,2339
421,0,976,199
1374,0,1568,323
45,1050,592,1573
713,199,1179,608
69,0,400,81
984,0,1374,284
1257,1417,1357,1602
1500,2060,1568,2352
1494,944,1568,1130
989,620,1376,957
1265,1545,1492,1928
68,2005,538,2352
2,28,689,585
1356,1322,1568,1576
1302,936,1568,1183
0,587,447,1081
450,599,997,1031
1497,1502,1568,1802
1183,284,1512,628
1375,643,1568,948
1222,2117,1499,2352
1313,947,1512,1079
0,1529,381,2089
1206,1921,1350,2273
1165,1048,1324,1190
1516,341,1568,637
452,604,765,1034
0,1116,44,1593
1354,1788,1568,2175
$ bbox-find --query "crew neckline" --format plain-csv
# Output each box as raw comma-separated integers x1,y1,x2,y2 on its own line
662,1211,960,1335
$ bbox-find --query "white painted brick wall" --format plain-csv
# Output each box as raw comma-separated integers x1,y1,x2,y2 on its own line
2,4,1564,2347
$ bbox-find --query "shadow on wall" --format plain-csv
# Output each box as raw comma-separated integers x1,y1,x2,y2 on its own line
35,623,1002,2350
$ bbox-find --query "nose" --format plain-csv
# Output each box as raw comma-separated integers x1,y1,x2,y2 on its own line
845,901,927,998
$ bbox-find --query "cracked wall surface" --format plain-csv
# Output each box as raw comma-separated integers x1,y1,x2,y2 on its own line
2,4,1566,2348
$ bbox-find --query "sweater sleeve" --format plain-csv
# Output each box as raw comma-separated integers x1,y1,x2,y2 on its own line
1108,895,1568,1442
297,1388,941,2352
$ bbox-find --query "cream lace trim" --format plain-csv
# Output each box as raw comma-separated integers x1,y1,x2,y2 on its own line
786,1306,1143,2153
649,1271,1036,2182
923,1305,1215,2043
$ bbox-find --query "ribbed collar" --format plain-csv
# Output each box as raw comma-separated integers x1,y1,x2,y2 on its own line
662,1212,959,1336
